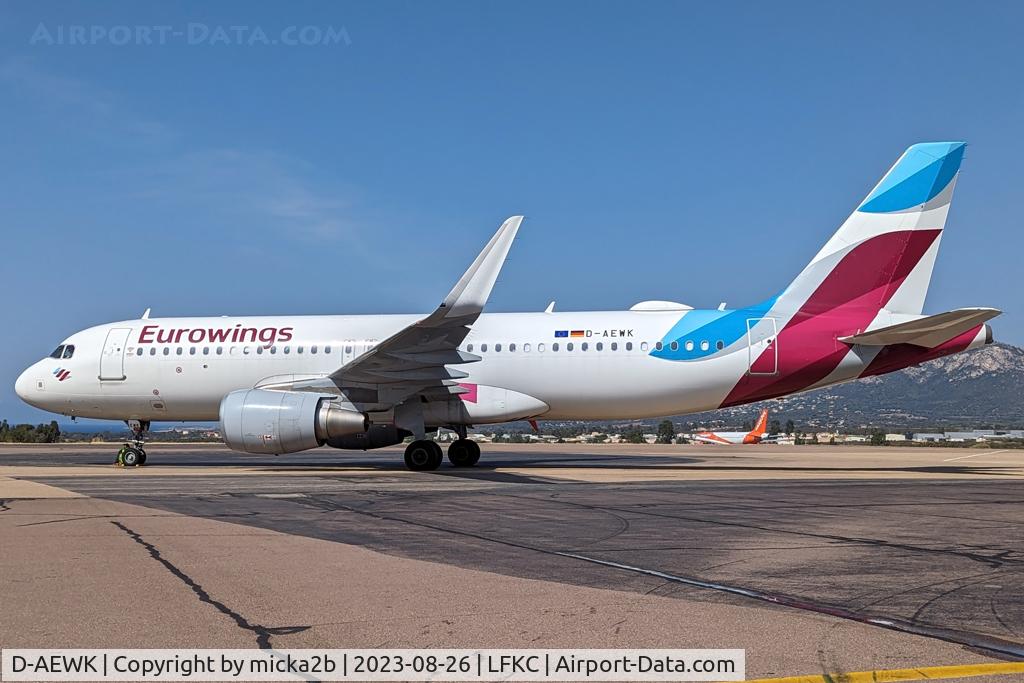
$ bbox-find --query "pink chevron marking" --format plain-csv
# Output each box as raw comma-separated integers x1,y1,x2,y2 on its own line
722,229,941,407
457,382,478,403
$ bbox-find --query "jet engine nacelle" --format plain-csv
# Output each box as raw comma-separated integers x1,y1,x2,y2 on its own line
219,389,368,454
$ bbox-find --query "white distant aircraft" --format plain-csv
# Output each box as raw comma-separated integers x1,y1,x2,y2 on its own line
692,408,770,445
16,143,1000,470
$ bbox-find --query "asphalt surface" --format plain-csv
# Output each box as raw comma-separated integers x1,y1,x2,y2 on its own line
2,443,1023,681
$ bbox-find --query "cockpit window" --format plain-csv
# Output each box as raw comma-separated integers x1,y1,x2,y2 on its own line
50,345,65,359
62,345,75,359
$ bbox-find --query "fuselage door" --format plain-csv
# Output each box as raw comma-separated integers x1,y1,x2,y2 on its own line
746,317,778,375
99,327,132,381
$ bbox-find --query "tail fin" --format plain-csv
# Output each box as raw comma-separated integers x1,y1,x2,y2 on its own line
777,142,965,316
749,408,769,438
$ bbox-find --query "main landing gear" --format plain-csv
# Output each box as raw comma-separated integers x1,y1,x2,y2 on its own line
402,438,481,471
116,419,150,467
447,439,481,467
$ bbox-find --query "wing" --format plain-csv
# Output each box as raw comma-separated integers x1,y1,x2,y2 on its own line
269,216,523,407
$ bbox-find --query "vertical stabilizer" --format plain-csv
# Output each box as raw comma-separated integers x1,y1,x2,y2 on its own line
777,142,965,316
746,408,769,441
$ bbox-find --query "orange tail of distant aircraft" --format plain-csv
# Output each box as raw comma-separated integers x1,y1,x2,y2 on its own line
742,408,769,444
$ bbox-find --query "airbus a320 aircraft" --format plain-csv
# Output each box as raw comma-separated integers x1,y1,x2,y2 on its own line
16,142,999,470
692,408,770,445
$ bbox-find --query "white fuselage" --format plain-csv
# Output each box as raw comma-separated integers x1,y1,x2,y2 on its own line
17,308,787,424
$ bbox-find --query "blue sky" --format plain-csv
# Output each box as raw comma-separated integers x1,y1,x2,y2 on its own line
2,1,1022,423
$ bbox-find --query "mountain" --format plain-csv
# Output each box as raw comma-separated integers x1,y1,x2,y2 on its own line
674,343,1024,432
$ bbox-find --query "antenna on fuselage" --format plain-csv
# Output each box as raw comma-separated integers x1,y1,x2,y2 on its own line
141,308,151,319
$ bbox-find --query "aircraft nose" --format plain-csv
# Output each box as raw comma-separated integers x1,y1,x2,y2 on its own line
15,367,34,402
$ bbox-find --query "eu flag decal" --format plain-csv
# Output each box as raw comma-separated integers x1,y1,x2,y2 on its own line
554,330,569,338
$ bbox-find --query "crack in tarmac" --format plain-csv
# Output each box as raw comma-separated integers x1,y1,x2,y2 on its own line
111,521,309,649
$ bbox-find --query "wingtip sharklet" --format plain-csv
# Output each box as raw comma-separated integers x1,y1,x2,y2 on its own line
438,215,523,318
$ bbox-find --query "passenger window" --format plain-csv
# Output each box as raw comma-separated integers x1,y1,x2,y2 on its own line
150,348,156,356
523,343,531,352
611,342,617,351
509,343,516,352
137,348,144,356
190,347,196,355
204,347,210,355
311,345,318,354
256,346,263,355
495,344,502,352
176,347,183,355
481,344,488,352
717,340,725,350
685,340,694,351
581,342,588,351
670,341,678,351
700,340,710,351
655,341,663,351
62,345,75,359
596,342,603,351
640,342,649,351
467,344,474,352
538,343,545,352
216,346,223,355
626,342,633,351
284,346,291,354
243,347,250,355
270,346,277,355
345,345,353,354
325,345,332,354
50,346,64,359
567,342,574,351
552,343,559,352
297,346,304,354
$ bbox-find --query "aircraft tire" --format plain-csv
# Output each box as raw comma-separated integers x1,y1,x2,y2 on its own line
405,440,443,471
120,446,144,467
448,439,480,467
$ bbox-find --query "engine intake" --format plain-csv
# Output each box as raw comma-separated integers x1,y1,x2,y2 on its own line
219,389,368,454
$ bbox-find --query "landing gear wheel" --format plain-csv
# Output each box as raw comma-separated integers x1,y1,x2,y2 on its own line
120,446,144,467
448,439,481,467
404,440,443,471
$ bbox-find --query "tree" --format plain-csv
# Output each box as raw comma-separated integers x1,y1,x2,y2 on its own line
623,427,646,444
656,420,675,444
784,419,795,435
769,419,781,435
870,430,886,446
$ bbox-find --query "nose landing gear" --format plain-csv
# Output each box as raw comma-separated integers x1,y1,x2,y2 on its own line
116,419,150,467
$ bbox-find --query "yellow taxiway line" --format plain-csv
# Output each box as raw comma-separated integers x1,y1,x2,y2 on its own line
742,661,1024,682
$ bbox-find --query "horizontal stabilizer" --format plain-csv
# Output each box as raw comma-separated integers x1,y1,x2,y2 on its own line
840,308,1000,348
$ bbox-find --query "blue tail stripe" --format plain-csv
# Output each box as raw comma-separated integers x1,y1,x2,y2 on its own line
858,142,964,213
